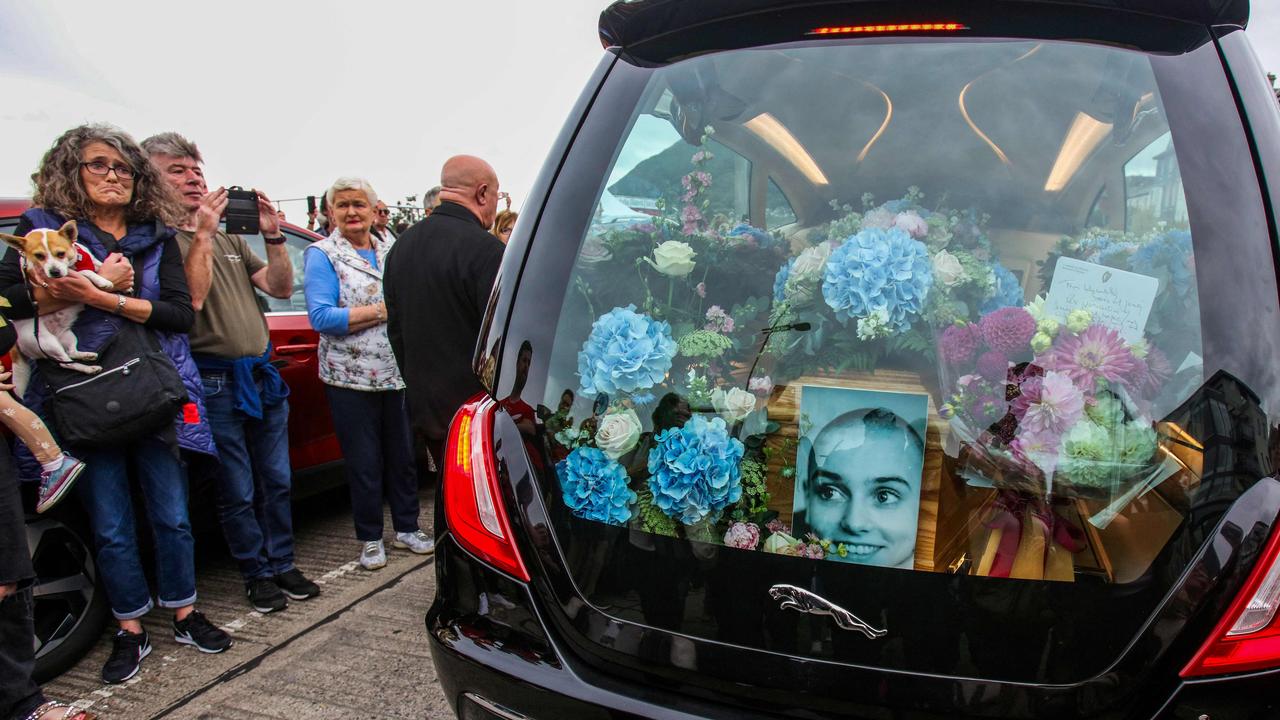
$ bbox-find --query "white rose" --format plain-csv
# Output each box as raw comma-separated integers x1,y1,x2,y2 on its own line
649,240,697,276
932,249,966,287
595,409,641,459
895,211,929,239
790,243,832,280
711,387,756,423
862,207,895,229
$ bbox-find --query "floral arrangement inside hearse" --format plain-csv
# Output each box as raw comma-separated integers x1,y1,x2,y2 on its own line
543,141,1204,584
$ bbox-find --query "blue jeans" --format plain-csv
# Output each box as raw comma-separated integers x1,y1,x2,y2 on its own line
323,386,420,541
78,437,196,620
202,371,295,581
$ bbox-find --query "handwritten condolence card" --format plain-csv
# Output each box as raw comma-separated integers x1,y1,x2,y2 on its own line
1045,257,1158,342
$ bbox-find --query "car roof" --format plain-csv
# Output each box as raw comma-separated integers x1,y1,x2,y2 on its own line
599,0,1249,52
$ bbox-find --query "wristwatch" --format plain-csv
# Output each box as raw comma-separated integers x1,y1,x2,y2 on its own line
113,294,128,315
264,234,286,245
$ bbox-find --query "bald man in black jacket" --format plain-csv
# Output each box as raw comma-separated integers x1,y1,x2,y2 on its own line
384,156,505,469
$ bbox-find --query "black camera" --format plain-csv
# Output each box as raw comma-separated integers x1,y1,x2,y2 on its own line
225,186,260,236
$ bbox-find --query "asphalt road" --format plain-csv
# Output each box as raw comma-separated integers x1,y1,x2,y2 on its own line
44,486,453,719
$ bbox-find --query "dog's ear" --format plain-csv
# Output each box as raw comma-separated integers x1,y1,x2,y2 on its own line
57,220,78,243
0,233,27,255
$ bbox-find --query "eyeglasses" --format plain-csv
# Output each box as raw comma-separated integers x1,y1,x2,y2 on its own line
81,161,135,179
376,208,390,216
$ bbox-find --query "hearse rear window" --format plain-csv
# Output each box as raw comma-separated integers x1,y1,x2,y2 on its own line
540,37,1228,587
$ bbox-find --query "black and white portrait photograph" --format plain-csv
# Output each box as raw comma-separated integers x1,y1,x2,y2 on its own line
793,385,928,569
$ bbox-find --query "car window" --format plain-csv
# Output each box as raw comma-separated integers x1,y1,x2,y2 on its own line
765,178,796,230
541,38,1222,593
1124,131,1188,233
240,228,311,313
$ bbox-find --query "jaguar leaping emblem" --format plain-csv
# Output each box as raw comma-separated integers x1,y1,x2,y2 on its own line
768,584,887,639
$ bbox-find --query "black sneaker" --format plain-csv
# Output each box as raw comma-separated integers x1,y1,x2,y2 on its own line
246,577,288,613
274,568,321,601
173,611,232,654
102,629,151,684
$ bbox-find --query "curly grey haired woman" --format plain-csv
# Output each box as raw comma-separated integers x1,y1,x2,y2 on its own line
0,123,229,686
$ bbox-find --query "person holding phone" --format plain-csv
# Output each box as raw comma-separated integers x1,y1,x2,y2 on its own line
143,132,321,614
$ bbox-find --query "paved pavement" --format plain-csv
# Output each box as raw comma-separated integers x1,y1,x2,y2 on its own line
44,487,453,719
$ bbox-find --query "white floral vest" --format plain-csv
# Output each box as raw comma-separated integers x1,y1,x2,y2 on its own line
310,231,405,392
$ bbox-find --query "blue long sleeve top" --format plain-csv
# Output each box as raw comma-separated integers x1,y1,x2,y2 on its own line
303,246,380,336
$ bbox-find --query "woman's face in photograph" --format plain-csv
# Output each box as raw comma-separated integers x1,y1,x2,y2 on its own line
806,424,922,569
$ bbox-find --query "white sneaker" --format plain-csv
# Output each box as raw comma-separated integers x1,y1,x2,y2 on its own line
393,530,436,555
359,540,386,570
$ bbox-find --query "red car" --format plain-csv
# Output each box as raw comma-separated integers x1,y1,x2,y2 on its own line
1,197,341,679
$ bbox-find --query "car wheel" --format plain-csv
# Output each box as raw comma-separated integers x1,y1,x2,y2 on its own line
26,514,109,683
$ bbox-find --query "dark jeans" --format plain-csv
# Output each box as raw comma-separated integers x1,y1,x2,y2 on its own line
324,386,420,541
0,590,44,720
79,437,196,620
202,371,295,581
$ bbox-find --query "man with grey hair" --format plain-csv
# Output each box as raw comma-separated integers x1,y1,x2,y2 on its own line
385,156,505,471
422,185,443,217
142,132,321,613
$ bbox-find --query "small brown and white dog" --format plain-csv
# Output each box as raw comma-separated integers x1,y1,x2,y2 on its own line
0,221,115,377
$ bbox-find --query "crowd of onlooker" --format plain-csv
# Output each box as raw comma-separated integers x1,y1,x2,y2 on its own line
0,123,512,720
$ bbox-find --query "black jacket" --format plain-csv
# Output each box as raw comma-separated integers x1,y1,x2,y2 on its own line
384,202,504,442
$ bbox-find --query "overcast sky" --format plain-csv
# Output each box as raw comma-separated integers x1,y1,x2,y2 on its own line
1,1,1277,219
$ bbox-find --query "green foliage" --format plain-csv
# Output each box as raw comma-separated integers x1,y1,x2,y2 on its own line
731,458,771,522
637,487,677,537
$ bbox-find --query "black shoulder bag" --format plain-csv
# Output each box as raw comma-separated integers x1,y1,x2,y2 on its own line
35,225,189,448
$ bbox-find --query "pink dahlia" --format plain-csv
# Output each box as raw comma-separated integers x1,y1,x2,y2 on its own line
1043,324,1139,389
976,351,1010,383
980,307,1037,356
1127,345,1173,397
1011,370,1084,435
940,323,981,365
1011,427,1062,477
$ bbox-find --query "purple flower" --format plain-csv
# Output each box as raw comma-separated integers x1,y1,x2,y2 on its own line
1012,370,1084,436
724,522,761,550
980,307,1037,356
1042,324,1138,389
940,323,981,365
976,351,1009,383
766,518,791,535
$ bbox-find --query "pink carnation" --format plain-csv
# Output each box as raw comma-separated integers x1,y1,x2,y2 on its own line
765,518,790,535
1012,370,1083,436
681,204,704,235
704,305,735,333
940,323,981,365
980,307,1037,356
1042,324,1138,389
748,375,774,397
724,522,761,550
976,351,1009,383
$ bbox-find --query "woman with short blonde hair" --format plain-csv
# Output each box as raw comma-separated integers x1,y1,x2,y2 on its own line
303,177,432,570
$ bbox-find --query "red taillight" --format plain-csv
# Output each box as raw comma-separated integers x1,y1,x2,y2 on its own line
1181,522,1280,677
442,394,530,582
809,23,968,35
